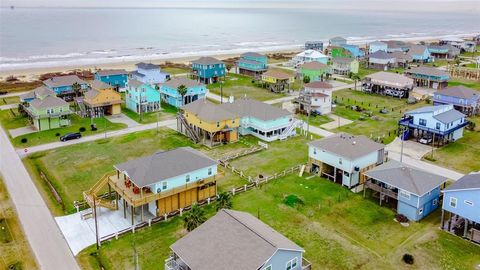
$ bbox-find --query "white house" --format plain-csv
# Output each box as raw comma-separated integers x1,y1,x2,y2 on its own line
292,49,329,67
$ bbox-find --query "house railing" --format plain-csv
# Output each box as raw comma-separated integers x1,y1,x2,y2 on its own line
398,117,469,137
364,180,398,199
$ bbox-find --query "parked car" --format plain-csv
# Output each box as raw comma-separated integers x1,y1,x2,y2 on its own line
419,136,432,145
60,132,82,142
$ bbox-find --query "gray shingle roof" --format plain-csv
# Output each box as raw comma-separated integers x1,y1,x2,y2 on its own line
330,36,347,43
300,61,328,70
390,51,412,62
95,69,128,76
114,147,217,188
364,160,448,196
368,51,395,60
43,75,87,88
332,57,355,64
192,56,224,65
406,67,449,78
221,99,291,121
182,99,238,123
30,95,69,110
435,86,479,99
162,77,203,89
171,209,303,270
20,86,56,101
304,81,333,89
444,173,480,192
408,45,429,56
366,72,414,88
130,70,145,78
241,52,265,58
128,79,145,88
90,80,112,90
263,69,292,80
433,109,465,123
308,133,384,160
136,62,159,70
236,58,265,66
84,89,101,100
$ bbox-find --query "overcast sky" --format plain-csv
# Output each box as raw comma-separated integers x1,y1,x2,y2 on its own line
2,0,479,13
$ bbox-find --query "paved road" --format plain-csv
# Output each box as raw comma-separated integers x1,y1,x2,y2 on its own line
0,91,29,98
18,119,177,156
0,126,81,270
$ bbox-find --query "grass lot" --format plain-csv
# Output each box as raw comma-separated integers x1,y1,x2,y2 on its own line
0,108,29,130
161,67,190,75
449,79,480,90
11,114,126,147
77,174,480,270
424,59,451,67
424,116,480,173
296,113,333,128
332,90,427,144
0,96,20,105
460,45,480,57
0,177,38,270
208,73,285,101
121,102,178,124
23,128,275,215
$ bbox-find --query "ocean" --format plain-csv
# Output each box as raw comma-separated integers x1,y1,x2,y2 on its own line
0,7,479,71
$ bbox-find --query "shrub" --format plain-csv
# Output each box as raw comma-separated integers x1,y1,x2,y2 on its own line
396,214,409,223
20,138,27,143
55,132,60,136
283,194,304,208
79,127,86,132
402,253,414,265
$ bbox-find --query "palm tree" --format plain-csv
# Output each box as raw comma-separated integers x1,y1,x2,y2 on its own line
216,192,232,211
72,82,82,99
177,84,188,106
350,73,361,91
183,204,206,232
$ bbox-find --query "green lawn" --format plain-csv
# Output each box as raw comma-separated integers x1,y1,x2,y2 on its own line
23,129,265,215
296,114,334,128
12,114,126,147
0,108,29,130
423,116,480,173
161,67,190,75
331,90,427,144
77,174,480,270
208,73,285,101
0,177,38,270
121,102,178,124
460,45,480,57
449,79,480,90
0,96,20,105
424,59,451,67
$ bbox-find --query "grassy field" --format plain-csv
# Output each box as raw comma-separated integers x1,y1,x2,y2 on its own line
424,116,480,173
161,67,190,75
121,102,178,124
296,114,334,128
0,108,29,130
208,73,285,101
0,177,38,270
23,128,269,215
331,89,427,144
449,79,480,90
11,114,126,147
0,96,20,105
77,174,480,270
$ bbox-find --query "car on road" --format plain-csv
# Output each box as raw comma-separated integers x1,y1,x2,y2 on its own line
419,136,432,145
60,132,82,142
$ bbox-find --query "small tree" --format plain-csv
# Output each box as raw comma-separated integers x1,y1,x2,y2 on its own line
177,84,188,106
350,73,361,91
402,254,414,265
183,204,206,232
216,192,232,211
72,82,82,99
303,75,311,84
225,63,233,74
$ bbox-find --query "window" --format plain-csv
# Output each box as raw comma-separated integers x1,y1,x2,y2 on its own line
264,265,272,270
186,175,190,182
292,257,298,268
286,257,298,270
339,158,342,165
419,118,427,126
436,123,440,130
464,200,474,206
433,198,437,206
162,181,168,190
450,197,457,208
400,190,411,200
208,168,212,175
313,148,317,155
418,208,423,215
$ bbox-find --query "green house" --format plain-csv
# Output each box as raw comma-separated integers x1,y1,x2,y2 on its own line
299,62,330,81
25,95,72,131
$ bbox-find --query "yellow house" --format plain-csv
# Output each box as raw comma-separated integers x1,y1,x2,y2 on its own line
261,69,294,93
82,80,122,117
177,99,240,147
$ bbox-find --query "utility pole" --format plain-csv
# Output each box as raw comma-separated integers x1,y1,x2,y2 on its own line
139,90,143,123
220,80,223,104
156,111,159,134
431,133,435,159
93,198,100,250
400,126,405,163
104,117,107,139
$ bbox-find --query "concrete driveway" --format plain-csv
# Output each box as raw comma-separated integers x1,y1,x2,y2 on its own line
386,137,432,160
106,113,139,128
9,125,37,138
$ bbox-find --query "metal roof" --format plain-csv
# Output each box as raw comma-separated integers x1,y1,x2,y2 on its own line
308,133,384,160
171,209,303,270
114,147,217,188
364,160,448,196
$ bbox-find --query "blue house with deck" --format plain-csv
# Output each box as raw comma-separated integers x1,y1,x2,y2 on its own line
43,75,89,98
364,160,448,221
404,66,450,90
125,79,161,114
341,44,364,58
308,133,386,190
441,173,480,244
407,45,432,63
166,209,311,270
131,62,170,85
160,77,207,108
94,69,129,91
236,52,268,77
398,104,468,145
191,57,225,84
433,86,480,116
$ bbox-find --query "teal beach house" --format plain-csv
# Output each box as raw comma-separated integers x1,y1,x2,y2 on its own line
42,75,89,99
191,57,226,84
236,52,268,77
94,69,129,91
125,79,161,113
160,77,207,108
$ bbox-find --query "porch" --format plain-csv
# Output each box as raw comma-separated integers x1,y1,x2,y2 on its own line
441,210,480,244
363,179,399,209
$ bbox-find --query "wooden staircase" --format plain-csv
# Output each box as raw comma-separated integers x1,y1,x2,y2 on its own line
177,112,200,143
83,173,117,216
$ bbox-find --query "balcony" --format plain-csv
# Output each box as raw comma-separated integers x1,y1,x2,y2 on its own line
165,256,189,270
398,117,469,137
364,180,398,200
302,257,312,270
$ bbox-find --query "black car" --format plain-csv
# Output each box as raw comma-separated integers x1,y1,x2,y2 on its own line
60,132,82,142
